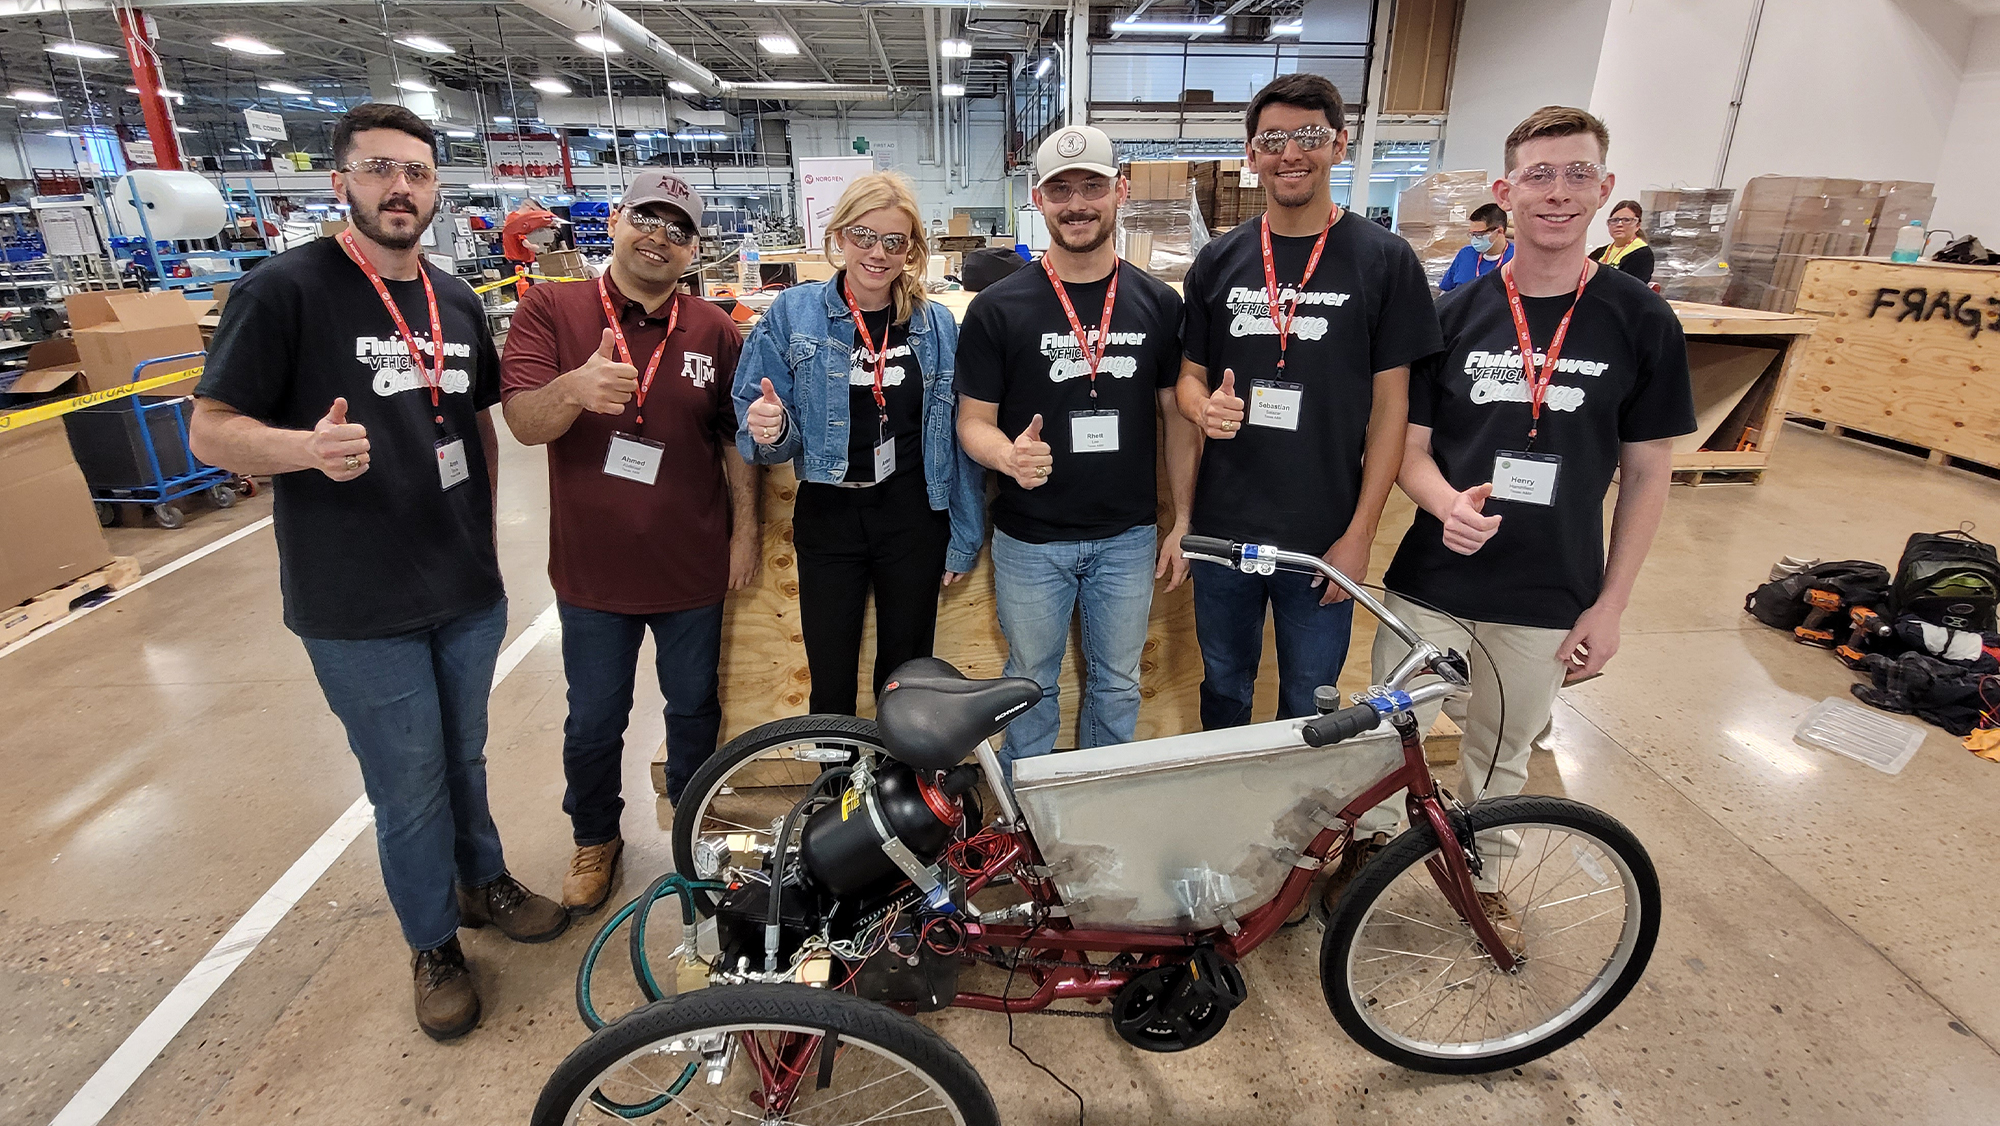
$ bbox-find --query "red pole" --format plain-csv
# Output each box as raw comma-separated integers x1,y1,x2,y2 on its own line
116,7,184,171
558,129,575,192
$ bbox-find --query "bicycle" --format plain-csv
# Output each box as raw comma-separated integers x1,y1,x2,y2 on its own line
534,536,1661,1125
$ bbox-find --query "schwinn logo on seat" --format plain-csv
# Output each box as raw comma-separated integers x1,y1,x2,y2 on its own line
995,701,1032,723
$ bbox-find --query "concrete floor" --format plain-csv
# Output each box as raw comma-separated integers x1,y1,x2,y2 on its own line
2,422,1996,1125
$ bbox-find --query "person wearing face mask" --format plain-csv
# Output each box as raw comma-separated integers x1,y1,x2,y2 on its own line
1438,203,1513,292
954,126,1199,775
734,172,984,718
498,171,758,916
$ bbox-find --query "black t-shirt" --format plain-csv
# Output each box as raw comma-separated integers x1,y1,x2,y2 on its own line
1182,212,1443,554
956,259,1184,543
1383,265,1696,630
196,238,504,640
838,281,920,484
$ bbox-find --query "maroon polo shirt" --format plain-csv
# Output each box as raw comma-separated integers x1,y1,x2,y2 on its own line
501,273,744,614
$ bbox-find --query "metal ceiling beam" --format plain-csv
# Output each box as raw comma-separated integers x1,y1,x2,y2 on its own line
862,8,894,86
769,9,836,84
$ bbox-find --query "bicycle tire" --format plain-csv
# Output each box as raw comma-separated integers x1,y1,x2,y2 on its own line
1320,794,1660,1074
671,715,889,914
532,983,999,1126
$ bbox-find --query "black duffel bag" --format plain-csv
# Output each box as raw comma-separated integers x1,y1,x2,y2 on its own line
1745,560,1891,631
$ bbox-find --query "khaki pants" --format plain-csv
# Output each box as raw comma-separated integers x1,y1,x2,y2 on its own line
1358,593,1569,889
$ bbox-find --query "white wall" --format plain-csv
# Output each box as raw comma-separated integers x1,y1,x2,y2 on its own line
0,131,88,180
784,103,1024,225
1437,0,1614,179
1931,15,2000,239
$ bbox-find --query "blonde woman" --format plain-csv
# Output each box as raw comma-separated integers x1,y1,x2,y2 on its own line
733,171,984,716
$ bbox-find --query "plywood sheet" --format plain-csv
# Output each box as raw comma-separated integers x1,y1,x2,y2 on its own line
1678,342,1781,454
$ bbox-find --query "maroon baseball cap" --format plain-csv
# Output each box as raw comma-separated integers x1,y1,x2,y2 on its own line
620,171,704,227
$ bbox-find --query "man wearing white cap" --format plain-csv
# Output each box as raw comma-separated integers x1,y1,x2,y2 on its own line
956,125,1199,773
499,171,760,913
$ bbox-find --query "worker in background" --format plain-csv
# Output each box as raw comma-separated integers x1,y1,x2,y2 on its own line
1334,107,1695,927
735,172,983,718
1175,73,1443,730
498,171,757,916
954,125,1198,775
189,103,567,1043
1589,199,1655,283
1438,203,1513,292
502,202,563,297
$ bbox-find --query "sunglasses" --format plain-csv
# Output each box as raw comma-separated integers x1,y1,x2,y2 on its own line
342,158,437,186
1250,125,1335,154
623,210,696,245
1510,161,1606,191
1040,177,1113,204
842,225,912,255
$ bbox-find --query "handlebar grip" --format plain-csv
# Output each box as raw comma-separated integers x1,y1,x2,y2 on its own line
1179,535,1237,561
1301,703,1382,748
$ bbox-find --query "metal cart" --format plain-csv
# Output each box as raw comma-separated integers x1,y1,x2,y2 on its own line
76,352,250,528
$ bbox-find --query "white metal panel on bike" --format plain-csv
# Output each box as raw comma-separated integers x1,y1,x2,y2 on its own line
1010,717,1404,930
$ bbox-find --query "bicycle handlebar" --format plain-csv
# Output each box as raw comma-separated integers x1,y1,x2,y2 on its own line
1301,704,1379,747
1178,535,1428,655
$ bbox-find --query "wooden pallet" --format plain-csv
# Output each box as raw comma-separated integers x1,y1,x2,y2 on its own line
1673,467,1766,487
1789,416,2000,481
0,556,141,648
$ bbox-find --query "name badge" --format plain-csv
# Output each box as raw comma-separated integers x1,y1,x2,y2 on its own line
604,432,666,485
435,436,470,491
1248,380,1303,430
873,438,897,481
1491,450,1561,506
1070,409,1120,453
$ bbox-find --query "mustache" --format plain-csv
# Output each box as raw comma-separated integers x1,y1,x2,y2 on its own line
1058,211,1102,224
379,196,419,214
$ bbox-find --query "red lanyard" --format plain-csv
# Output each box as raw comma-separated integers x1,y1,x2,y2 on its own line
1500,260,1591,449
1259,206,1337,376
1474,245,1505,277
1042,257,1121,400
842,279,890,416
338,229,446,426
596,276,679,427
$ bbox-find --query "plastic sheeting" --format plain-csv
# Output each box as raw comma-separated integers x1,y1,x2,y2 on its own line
108,171,228,242
1395,170,1492,289
1117,180,1210,283
1011,717,1405,930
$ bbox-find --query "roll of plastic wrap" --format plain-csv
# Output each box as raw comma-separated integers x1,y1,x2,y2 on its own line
109,170,229,241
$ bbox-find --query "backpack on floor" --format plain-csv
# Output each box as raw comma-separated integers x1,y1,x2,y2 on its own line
1745,560,1891,632
1892,528,1999,633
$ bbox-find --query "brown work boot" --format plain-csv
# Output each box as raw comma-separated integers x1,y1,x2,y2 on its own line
458,873,570,943
412,936,480,1041
562,837,624,917
1318,832,1392,919
1475,890,1527,958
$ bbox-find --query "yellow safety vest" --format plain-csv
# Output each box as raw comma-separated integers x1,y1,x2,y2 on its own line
1600,237,1649,268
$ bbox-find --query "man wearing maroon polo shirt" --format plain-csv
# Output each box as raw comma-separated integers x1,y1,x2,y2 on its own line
500,172,758,915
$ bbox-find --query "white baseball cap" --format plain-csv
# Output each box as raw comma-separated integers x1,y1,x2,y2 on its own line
1035,125,1118,188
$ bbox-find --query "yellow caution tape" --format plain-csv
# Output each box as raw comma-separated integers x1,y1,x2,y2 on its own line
471,272,586,295
0,366,205,433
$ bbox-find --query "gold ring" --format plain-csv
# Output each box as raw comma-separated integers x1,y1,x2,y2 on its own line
344,454,360,470
1038,466,1049,478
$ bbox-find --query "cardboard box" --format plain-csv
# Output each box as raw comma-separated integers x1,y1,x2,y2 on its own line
947,213,972,237
65,292,206,395
10,338,88,401
536,248,586,278
0,423,113,611
320,219,349,237
793,257,836,283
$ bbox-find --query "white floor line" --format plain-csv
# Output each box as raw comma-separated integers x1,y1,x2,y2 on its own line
0,515,276,663
47,601,562,1126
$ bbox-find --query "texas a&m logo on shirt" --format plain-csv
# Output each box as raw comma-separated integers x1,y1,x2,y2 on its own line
683,352,715,387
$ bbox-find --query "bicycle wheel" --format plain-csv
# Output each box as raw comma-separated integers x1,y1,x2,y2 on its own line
1321,794,1659,1074
532,983,999,1126
672,715,888,914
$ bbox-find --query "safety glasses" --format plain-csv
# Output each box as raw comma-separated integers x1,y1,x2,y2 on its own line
842,225,912,255
1249,125,1335,154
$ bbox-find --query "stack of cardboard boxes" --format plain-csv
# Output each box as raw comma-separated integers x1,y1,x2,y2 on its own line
1393,170,1491,287
1638,188,1735,304
1721,176,1935,311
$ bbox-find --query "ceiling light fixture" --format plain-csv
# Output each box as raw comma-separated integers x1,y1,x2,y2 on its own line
1034,56,1053,79
1110,19,1227,35
632,131,654,140
176,126,198,134
668,80,699,95
445,129,476,138
12,90,59,103
675,131,726,142
29,111,61,120
757,34,799,55
316,98,340,107
259,80,309,96
214,36,284,56
125,85,184,99
1269,19,1304,36
395,34,455,55
940,82,966,97
530,76,572,95
47,129,80,137
46,42,121,61
575,33,622,53
493,115,513,124
591,130,615,139
940,38,972,58
395,78,437,92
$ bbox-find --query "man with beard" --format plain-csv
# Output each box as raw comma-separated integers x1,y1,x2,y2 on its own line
956,125,1197,773
1176,74,1442,730
499,172,756,913
191,104,565,1042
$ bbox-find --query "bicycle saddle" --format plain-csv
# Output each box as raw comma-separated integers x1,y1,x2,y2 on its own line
876,658,1043,771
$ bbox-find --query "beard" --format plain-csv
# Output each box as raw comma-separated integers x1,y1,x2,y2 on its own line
350,192,435,251
1047,210,1112,254
1268,168,1322,209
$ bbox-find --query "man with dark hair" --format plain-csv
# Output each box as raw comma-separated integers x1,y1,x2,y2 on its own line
1330,105,1695,923
190,103,566,1042
1175,73,1442,728
1439,202,1512,292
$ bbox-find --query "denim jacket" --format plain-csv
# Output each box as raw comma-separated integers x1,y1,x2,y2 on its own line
732,279,986,574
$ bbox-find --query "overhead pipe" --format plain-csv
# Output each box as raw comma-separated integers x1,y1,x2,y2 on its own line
116,7,184,170
923,4,943,165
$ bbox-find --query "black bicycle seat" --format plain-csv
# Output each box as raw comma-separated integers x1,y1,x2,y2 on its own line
875,658,1043,771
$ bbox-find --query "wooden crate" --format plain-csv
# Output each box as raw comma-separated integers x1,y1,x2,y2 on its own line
1788,257,2000,469
0,555,140,648
1666,301,1819,480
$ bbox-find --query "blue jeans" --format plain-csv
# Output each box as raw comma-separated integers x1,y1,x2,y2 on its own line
1191,560,1354,728
557,599,725,830
300,598,510,951
992,524,1156,772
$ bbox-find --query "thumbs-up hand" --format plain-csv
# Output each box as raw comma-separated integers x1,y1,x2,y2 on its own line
307,396,371,481
1442,481,1504,555
1201,368,1246,440
566,328,640,415
1010,413,1053,489
746,377,787,445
